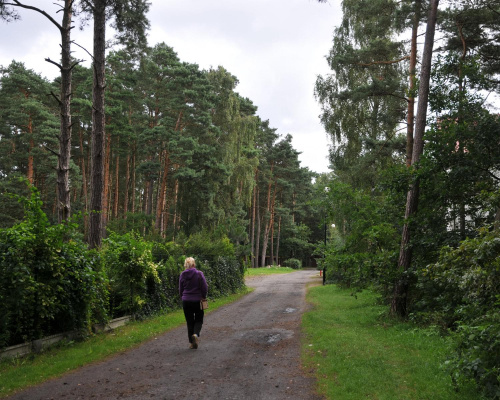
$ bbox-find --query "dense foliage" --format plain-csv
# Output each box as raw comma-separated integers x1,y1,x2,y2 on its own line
0,186,107,348
315,0,500,397
0,47,321,270
2,0,499,397
0,188,246,348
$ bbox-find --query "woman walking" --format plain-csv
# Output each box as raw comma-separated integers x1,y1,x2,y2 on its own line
179,257,208,349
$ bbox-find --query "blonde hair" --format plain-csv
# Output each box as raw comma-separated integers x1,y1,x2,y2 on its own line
184,257,196,269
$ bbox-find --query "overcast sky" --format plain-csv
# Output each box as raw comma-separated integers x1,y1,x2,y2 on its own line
0,0,342,174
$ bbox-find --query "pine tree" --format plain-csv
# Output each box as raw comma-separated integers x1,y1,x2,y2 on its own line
0,62,59,224
1,0,79,223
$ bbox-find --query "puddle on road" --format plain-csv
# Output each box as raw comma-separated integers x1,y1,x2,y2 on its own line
240,329,294,346
266,334,281,344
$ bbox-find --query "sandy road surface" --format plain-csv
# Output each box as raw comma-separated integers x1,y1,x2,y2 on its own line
9,269,323,400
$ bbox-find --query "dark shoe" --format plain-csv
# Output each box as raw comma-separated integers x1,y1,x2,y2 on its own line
191,334,199,349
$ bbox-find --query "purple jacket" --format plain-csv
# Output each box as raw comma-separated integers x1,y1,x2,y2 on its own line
179,268,208,301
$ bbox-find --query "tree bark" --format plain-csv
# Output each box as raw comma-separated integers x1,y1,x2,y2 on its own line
275,215,281,265
113,147,119,219
78,126,88,233
88,0,106,248
405,0,420,168
392,0,440,317
155,150,170,233
172,179,179,240
269,183,277,265
55,0,73,223
260,169,274,267
131,148,136,213
255,186,261,268
124,153,130,218
27,116,34,184
102,131,111,229
250,170,257,268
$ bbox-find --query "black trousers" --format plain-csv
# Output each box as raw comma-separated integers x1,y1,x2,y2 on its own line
182,300,204,343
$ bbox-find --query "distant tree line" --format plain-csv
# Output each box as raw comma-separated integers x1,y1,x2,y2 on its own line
0,48,321,267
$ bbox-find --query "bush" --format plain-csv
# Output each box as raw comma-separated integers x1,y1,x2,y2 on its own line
416,228,500,398
283,258,302,269
102,232,160,318
0,187,108,348
183,231,236,263
103,235,245,318
0,188,247,348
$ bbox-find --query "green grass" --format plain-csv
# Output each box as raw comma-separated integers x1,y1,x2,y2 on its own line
302,285,481,400
245,266,296,276
0,287,252,398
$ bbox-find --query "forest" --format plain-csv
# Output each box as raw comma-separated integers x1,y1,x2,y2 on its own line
314,0,499,397
0,0,322,361
0,0,499,398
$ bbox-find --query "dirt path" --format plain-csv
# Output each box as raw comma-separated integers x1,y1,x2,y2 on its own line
9,269,323,400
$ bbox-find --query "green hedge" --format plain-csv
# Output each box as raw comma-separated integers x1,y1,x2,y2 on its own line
0,189,246,348
0,187,108,348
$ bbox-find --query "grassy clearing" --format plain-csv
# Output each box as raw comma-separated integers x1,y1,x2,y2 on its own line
302,285,481,400
245,266,296,276
0,287,252,398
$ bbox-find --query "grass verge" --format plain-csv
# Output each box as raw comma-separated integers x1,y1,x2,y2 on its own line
245,266,296,276
302,285,481,400
0,287,252,398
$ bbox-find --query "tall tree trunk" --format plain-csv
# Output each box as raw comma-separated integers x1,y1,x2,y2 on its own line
102,131,111,231
269,185,277,265
392,0,439,317
250,171,257,268
146,178,154,216
54,0,74,223
79,127,88,233
457,20,467,240
163,195,171,236
27,117,34,184
155,151,170,232
131,148,136,213
113,148,120,219
123,154,130,218
172,179,179,241
88,0,106,248
270,220,274,266
260,172,274,268
275,215,281,265
255,186,261,268
406,0,420,167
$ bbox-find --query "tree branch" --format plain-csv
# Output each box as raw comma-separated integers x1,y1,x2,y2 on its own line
70,60,83,71
48,91,62,106
45,57,62,70
44,145,60,157
72,40,94,62
358,55,410,67
487,4,500,17
3,1,62,30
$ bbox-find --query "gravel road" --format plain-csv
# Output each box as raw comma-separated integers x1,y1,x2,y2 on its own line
9,269,323,400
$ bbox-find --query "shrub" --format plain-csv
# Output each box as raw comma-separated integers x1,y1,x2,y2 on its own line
283,258,302,269
0,186,108,348
102,232,160,317
417,228,500,398
183,231,235,263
